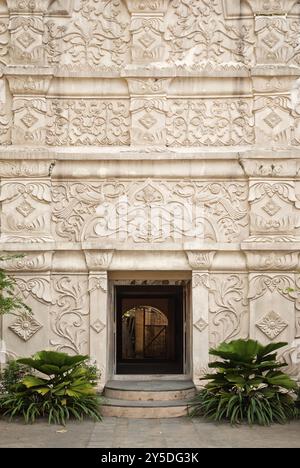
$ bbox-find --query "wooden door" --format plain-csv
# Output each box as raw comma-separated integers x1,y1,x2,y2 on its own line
116,286,183,374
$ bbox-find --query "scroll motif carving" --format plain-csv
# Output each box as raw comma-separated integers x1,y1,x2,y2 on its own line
209,274,249,348
47,99,130,146
0,182,53,242
15,277,52,304
1,252,53,272
51,276,89,354
167,99,254,146
165,0,254,68
45,0,130,70
51,180,248,243
0,101,11,145
248,274,296,302
0,19,9,66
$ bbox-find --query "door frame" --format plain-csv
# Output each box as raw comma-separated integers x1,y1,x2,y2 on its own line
115,285,184,374
109,279,191,378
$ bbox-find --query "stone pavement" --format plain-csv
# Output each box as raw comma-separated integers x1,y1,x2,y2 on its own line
0,417,299,448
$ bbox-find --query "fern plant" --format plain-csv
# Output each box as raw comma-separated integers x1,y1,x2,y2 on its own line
189,339,299,425
0,351,102,425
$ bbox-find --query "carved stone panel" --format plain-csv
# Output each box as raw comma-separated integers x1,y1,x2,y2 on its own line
209,274,249,350
45,0,131,70
0,180,53,242
50,275,89,355
3,275,52,357
167,99,254,147
47,99,130,146
51,179,248,243
249,274,296,344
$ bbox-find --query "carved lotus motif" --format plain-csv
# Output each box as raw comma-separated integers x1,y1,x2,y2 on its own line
9,314,42,342
256,310,288,340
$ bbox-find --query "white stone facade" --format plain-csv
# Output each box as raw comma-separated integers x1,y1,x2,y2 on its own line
0,0,300,385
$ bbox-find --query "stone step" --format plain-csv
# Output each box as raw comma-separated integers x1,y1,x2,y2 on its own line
101,398,189,419
104,380,196,401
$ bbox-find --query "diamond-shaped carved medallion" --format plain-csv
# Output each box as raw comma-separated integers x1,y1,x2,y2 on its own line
16,201,35,217
262,32,280,49
262,200,281,217
91,319,105,334
138,32,156,49
9,315,42,342
21,113,38,128
17,32,35,49
263,111,281,129
194,318,208,333
256,310,288,340
138,113,157,129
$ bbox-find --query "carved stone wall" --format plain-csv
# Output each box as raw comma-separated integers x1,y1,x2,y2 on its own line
0,0,300,384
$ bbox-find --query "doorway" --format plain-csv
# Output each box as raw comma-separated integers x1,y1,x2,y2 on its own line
116,285,184,374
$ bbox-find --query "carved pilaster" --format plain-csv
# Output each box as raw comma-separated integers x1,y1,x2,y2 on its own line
243,176,299,243
191,270,210,385
127,77,171,146
6,72,53,145
88,272,108,388
248,273,296,344
246,0,300,68
7,0,50,66
0,159,54,243
125,0,169,64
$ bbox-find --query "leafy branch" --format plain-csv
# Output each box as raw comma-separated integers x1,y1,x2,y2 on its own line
0,255,32,316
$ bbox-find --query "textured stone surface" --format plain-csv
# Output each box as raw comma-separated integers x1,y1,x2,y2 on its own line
0,418,300,448
0,0,300,386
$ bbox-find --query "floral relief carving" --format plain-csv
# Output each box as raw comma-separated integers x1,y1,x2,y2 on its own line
278,344,300,380
192,273,209,289
15,277,52,304
0,100,11,145
165,0,254,68
248,274,296,302
47,99,130,146
45,0,130,70
248,182,299,239
245,251,299,271
51,276,89,355
12,98,47,145
9,15,45,65
0,182,52,242
1,252,53,272
256,310,288,340
255,16,300,66
254,96,292,146
51,179,248,243
0,19,9,66
9,314,42,342
167,99,254,146
209,274,249,349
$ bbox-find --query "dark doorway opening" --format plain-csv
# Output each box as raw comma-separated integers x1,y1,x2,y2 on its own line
116,285,184,374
